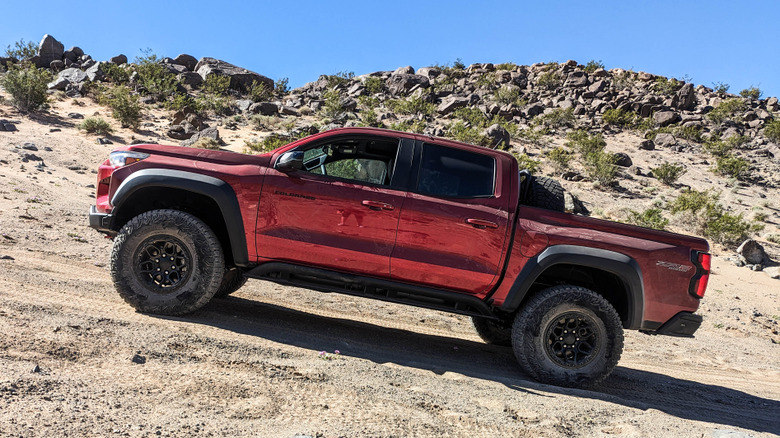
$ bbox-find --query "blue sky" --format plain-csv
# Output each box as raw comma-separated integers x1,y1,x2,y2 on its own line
2,1,779,98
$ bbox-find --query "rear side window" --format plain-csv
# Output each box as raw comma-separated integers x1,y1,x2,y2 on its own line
418,143,495,198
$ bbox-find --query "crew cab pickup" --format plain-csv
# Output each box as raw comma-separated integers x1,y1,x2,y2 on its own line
89,127,711,387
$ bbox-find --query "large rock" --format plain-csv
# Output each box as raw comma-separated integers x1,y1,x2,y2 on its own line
172,54,198,71
195,57,273,91
437,95,469,115
654,110,680,127
737,239,767,265
564,71,589,87
36,34,64,68
181,126,220,147
110,54,128,65
674,82,695,111
48,68,88,90
654,133,677,148
386,74,429,95
86,62,110,82
485,123,510,150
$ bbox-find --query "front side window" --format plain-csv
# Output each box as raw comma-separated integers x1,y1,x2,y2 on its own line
418,143,495,198
299,137,398,186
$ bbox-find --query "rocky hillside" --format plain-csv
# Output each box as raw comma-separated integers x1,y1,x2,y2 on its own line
2,34,779,271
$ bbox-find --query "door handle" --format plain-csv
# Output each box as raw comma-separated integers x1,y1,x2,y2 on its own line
362,200,394,211
466,218,498,229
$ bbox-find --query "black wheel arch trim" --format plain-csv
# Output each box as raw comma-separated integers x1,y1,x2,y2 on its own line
110,168,249,267
498,245,644,330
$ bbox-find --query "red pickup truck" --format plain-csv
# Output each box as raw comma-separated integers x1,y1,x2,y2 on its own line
89,127,711,387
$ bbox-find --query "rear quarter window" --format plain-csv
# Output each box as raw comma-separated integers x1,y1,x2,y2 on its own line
418,143,495,198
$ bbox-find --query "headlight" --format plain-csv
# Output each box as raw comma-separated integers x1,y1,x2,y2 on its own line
109,151,150,167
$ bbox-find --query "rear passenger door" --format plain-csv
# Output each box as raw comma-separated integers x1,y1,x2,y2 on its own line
390,142,511,294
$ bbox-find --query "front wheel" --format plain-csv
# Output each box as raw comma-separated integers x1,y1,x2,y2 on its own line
511,285,624,388
109,209,225,315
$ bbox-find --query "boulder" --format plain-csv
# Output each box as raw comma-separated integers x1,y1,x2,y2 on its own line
85,62,109,82
737,239,767,265
249,102,279,115
172,54,198,71
484,123,510,150
639,139,655,150
48,68,88,90
674,82,695,111
393,66,415,75
49,60,64,71
417,67,441,79
110,54,128,65
386,74,429,95
36,34,64,68
195,57,273,91
181,127,220,147
436,95,469,115
654,110,680,127
614,152,632,167
564,71,589,87
654,133,677,148
178,72,203,87
63,47,83,63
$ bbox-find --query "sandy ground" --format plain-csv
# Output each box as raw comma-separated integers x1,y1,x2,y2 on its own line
1,95,779,437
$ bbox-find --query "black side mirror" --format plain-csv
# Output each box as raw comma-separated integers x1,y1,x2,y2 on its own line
275,151,304,172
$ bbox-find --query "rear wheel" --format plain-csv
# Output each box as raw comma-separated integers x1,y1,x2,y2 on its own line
110,209,225,315
529,176,565,212
511,285,623,388
472,317,512,346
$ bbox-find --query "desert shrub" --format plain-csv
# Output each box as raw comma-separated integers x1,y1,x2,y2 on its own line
513,152,541,173
453,106,487,127
446,121,489,145
274,77,289,96
495,62,518,71
101,85,141,128
164,93,198,112
707,212,763,246
103,63,131,84
248,80,271,102
584,60,604,73
675,125,703,143
517,127,549,146
583,149,618,187
475,73,497,89
78,117,113,135
707,98,747,125
244,134,289,153
546,147,573,172
357,95,379,110
602,108,635,126
359,108,382,127
325,71,354,89
670,189,763,245
4,39,38,60
202,74,230,96
191,137,221,150
714,155,750,179
626,208,669,230
134,53,181,101
712,82,730,94
739,86,761,99
702,136,733,157
762,119,780,143
536,70,563,89
494,86,523,106
653,77,682,96
387,95,435,116
534,107,575,129
566,129,606,155
0,63,52,112
195,93,232,116
250,115,285,131
321,88,346,119
363,76,383,94
389,119,426,134
612,70,635,90
651,162,686,185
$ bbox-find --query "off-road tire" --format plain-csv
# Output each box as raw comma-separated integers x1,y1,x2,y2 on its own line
214,267,248,298
511,285,624,388
529,176,565,212
472,317,512,346
110,209,225,315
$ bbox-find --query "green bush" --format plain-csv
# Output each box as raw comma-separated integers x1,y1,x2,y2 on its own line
675,125,703,143
387,95,435,116
715,155,750,180
103,63,131,84
363,76,383,94
707,98,747,125
583,149,618,187
702,138,733,157
495,62,518,71
546,147,573,172
202,74,230,96
669,189,762,245
446,121,489,145
359,108,382,127
475,73,497,89
325,71,354,89
494,86,523,106
565,129,606,155
389,119,426,134
321,88,346,119
669,189,715,214
707,212,763,246
626,208,669,230
739,86,761,99
536,70,563,89
651,162,686,185
653,77,682,96
453,106,488,127
245,134,289,153
4,39,37,60
584,60,604,74
191,137,221,150
101,85,142,128
248,80,271,102
274,77,290,96
535,107,575,129
78,117,113,135
164,93,198,112
712,82,730,94
517,127,549,146
512,152,541,173
763,119,780,143
602,108,635,126
0,63,52,112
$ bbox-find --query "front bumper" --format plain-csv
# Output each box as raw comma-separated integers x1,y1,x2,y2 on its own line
655,312,702,337
89,205,115,235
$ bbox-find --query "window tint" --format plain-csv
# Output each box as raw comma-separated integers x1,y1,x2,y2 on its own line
298,137,399,186
418,143,495,198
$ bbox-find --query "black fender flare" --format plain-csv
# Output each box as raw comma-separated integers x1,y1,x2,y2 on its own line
498,245,644,329
111,168,249,266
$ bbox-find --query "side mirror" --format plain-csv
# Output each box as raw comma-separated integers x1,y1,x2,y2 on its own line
275,151,304,172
